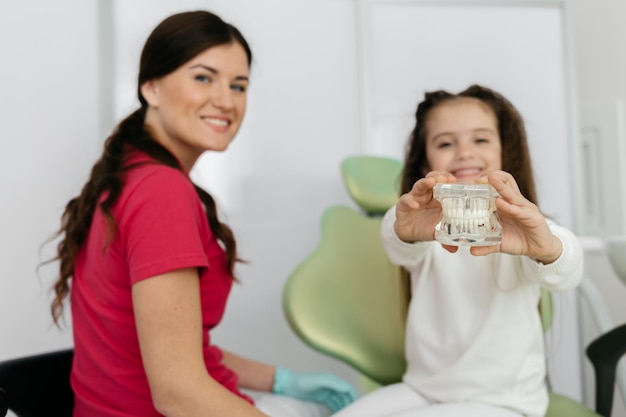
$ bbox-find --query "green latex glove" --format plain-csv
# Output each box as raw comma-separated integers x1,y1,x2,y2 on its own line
272,367,359,412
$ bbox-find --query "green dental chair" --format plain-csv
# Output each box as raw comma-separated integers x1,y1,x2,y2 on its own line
283,154,623,417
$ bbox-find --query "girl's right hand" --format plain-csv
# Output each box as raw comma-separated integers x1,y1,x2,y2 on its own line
394,171,455,244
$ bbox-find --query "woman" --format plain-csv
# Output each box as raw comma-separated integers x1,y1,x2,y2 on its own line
50,10,356,417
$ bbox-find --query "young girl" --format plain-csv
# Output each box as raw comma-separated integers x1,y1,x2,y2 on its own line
331,84,583,417
50,10,356,417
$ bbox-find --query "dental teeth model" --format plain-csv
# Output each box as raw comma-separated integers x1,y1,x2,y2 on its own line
433,183,502,246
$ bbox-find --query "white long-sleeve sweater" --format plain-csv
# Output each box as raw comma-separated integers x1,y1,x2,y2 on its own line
381,207,583,417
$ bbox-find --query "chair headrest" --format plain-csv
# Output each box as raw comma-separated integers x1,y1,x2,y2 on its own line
341,155,403,216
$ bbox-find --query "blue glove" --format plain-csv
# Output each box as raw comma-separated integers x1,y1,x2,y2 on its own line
272,367,358,412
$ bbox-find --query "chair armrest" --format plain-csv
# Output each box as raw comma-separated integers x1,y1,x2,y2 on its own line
586,323,626,417
0,387,8,417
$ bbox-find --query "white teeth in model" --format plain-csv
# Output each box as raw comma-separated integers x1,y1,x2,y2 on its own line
442,197,491,235
433,183,501,246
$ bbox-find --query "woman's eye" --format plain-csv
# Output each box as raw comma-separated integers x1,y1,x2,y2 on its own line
476,137,490,143
437,141,452,149
231,84,247,93
195,75,211,83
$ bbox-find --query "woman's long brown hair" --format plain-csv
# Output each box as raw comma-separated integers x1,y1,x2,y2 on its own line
50,11,253,325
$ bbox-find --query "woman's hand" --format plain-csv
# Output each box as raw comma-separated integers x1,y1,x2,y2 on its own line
394,171,456,250
470,171,562,263
272,367,358,412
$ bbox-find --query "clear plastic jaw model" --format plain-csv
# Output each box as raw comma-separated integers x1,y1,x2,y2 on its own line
433,183,502,246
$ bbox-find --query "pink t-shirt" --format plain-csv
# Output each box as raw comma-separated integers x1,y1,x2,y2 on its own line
71,151,252,417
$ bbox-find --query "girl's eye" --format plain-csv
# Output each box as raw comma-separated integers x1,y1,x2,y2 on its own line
437,141,452,149
476,137,490,143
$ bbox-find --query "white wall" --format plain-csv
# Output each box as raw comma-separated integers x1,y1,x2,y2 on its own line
3,0,624,413
570,1,626,415
0,0,100,358
570,0,626,238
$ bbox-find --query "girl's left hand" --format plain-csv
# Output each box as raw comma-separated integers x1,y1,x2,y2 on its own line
470,170,562,264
